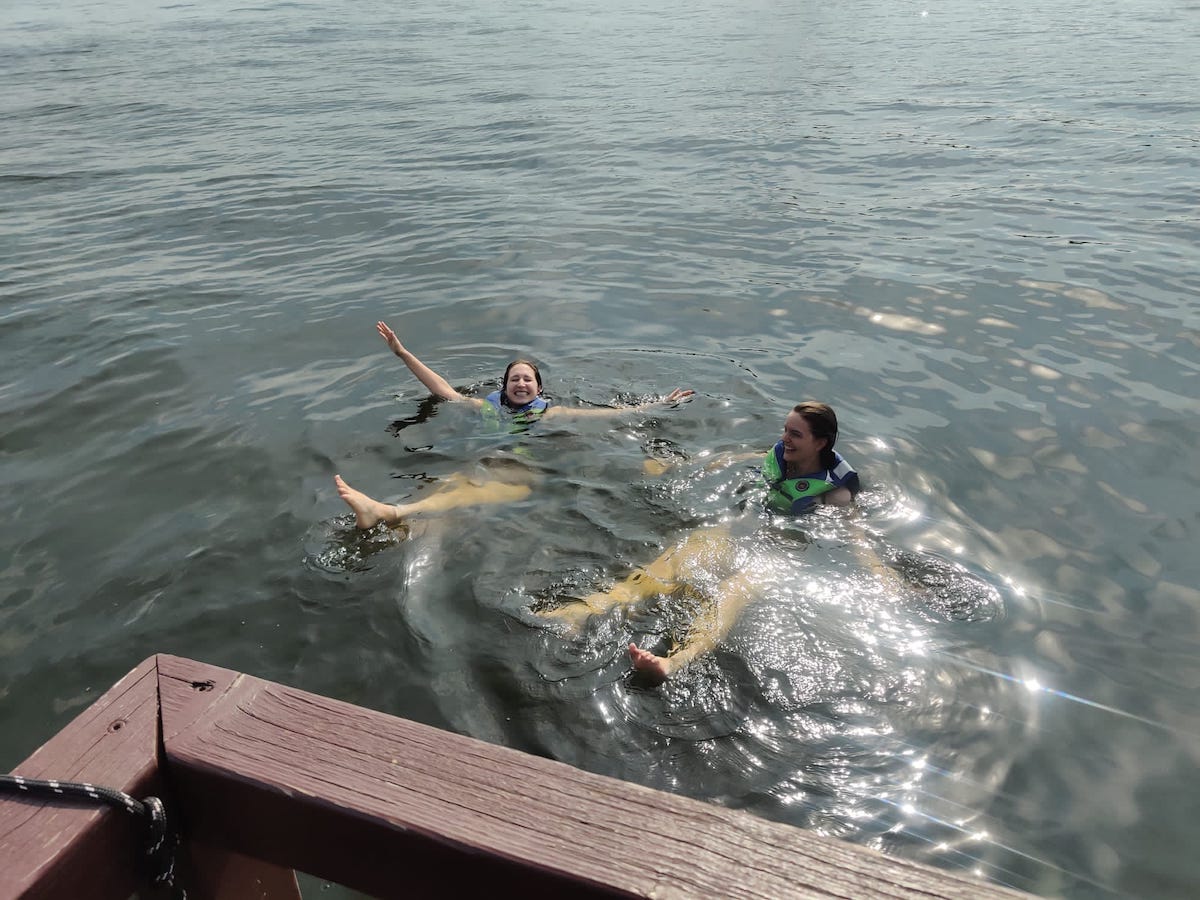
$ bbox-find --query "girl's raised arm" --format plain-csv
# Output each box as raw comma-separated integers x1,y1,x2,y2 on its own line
377,321,482,406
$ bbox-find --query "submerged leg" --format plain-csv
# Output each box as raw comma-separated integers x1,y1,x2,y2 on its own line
538,566,676,624
538,525,735,624
335,473,532,530
395,471,533,516
850,527,910,594
629,568,758,684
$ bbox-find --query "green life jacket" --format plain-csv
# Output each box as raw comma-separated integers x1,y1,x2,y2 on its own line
762,444,838,514
480,391,549,434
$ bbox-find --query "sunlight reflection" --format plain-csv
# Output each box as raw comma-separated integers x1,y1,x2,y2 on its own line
559,482,1029,882
1001,575,1028,598
860,307,946,335
937,649,1188,734
595,698,615,725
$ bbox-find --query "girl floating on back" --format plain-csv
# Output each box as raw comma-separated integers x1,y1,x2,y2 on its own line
335,321,693,529
540,402,860,683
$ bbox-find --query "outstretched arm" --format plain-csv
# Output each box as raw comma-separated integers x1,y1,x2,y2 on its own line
544,388,695,420
376,321,480,405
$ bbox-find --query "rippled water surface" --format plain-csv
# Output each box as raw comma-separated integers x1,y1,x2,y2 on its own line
3,0,1198,896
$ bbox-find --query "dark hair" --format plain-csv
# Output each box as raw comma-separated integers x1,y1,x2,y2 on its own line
500,359,544,408
793,401,839,470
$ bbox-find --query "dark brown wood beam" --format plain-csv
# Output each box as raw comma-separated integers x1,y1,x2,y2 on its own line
3,653,1032,899
158,654,1029,900
0,657,161,900
2,657,299,900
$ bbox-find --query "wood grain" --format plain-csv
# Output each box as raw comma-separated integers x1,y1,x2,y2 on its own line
158,654,1029,900
0,656,161,900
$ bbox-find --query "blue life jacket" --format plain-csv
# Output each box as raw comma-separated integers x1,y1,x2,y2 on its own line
482,390,550,433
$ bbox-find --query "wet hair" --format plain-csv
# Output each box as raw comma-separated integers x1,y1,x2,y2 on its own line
500,359,544,408
793,401,839,470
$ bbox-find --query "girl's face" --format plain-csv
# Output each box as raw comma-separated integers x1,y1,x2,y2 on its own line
504,363,541,405
780,411,827,472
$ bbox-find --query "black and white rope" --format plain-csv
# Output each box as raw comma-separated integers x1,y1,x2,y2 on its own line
1,773,182,896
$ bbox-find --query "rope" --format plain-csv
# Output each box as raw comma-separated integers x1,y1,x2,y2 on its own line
0,773,184,897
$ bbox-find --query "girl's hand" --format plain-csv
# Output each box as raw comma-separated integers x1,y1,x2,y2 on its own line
376,321,405,356
634,388,694,413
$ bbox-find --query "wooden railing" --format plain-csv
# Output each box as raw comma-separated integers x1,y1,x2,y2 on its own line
2,655,1031,899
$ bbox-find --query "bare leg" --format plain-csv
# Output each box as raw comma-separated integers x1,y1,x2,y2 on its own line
540,563,676,620
850,526,909,594
335,475,404,529
538,525,734,624
394,471,532,516
335,473,532,530
629,568,758,683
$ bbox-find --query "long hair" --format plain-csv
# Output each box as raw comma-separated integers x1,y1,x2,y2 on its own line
500,359,544,408
793,401,839,470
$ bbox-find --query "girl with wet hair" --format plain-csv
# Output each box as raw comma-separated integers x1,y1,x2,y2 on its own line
334,321,693,529
541,401,860,683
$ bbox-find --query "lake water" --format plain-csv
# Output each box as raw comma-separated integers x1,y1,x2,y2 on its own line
2,0,1198,896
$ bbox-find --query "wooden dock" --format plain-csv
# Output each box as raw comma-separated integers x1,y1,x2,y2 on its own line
2,654,1031,899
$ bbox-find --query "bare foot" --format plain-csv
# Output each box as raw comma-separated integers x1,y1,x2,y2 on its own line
629,643,671,684
334,475,399,529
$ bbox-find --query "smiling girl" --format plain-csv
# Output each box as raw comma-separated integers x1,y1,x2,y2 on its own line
334,321,693,529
